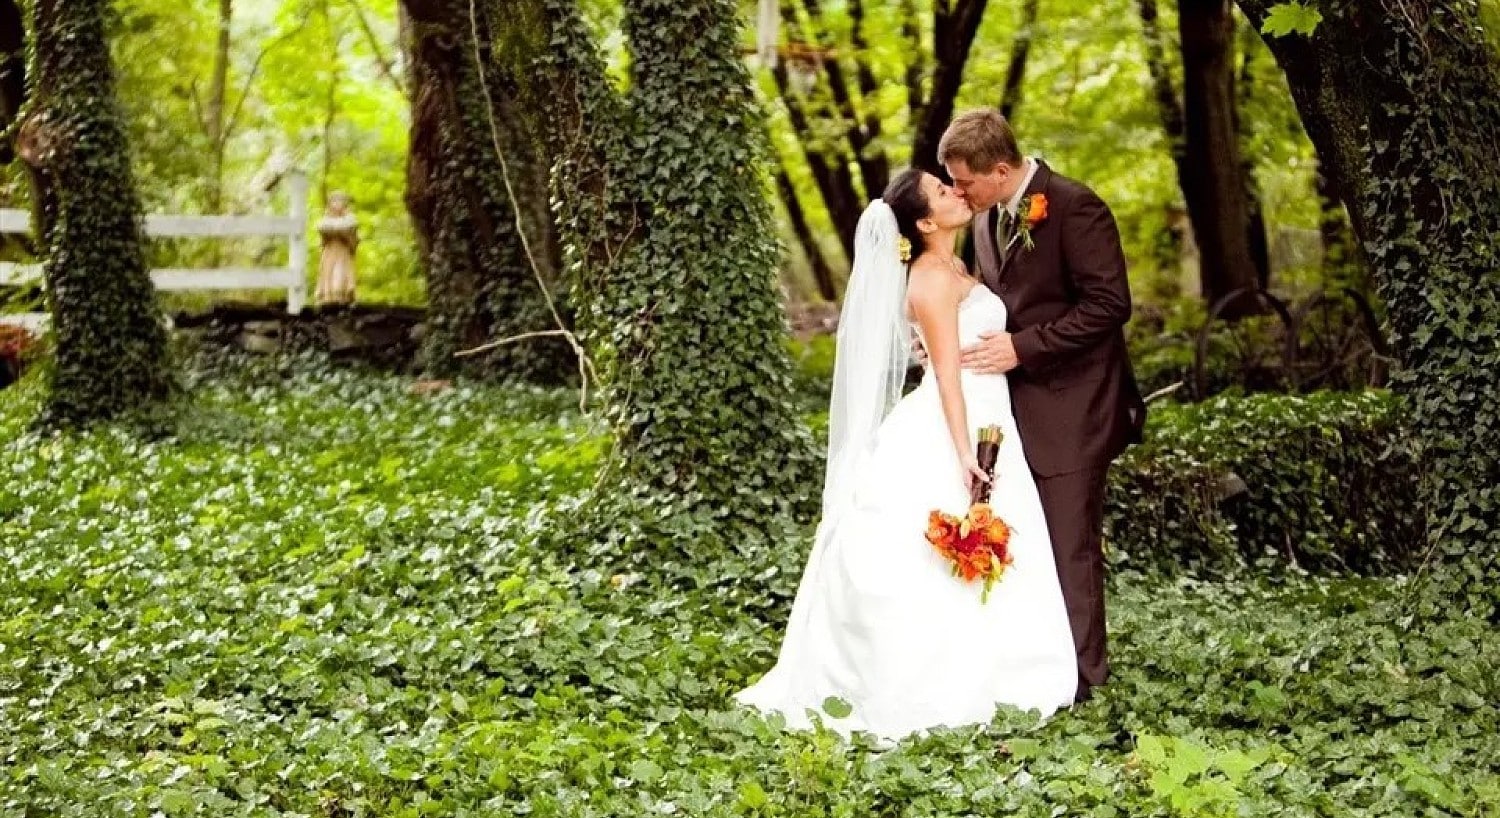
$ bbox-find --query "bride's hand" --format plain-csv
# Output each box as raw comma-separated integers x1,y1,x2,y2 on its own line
961,454,990,494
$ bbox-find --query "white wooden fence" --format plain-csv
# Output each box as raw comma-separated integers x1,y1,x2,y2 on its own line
0,171,309,330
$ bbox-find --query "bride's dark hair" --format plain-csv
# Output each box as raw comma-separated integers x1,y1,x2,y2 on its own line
882,168,930,262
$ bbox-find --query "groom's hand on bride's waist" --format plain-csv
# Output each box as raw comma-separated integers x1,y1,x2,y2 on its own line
960,331,1019,375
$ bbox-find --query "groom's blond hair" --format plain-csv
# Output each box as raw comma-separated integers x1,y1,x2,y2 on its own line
938,110,1022,171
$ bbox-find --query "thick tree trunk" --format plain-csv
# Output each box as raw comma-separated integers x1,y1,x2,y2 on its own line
545,0,820,536
1236,0,1500,614
1179,0,1261,315
402,0,569,383
1139,0,1265,311
25,0,173,423
1235,27,1272,289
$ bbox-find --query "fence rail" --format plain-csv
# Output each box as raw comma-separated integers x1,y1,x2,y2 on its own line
0,171,308,330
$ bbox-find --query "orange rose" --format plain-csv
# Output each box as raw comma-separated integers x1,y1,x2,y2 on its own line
985,520,1011,545
1025,193,1048,226
969,504,995,527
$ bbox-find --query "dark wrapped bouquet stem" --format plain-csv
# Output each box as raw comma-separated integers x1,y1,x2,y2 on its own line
971,425,1003,505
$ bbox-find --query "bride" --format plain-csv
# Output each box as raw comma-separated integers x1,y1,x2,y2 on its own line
735,169,1077,741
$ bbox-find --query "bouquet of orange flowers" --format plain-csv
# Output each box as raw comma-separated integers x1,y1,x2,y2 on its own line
925,426,1014,602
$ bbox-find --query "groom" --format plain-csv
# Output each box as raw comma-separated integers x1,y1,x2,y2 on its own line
940,109,1145,702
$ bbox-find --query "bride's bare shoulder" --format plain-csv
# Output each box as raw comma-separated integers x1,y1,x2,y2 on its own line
906,259,963,308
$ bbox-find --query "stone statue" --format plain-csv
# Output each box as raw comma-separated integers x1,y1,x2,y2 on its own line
315,191,358,306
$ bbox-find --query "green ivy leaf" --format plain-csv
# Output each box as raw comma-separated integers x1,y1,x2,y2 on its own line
1261,2,1323,37
821,696,853,719
629,759,664,784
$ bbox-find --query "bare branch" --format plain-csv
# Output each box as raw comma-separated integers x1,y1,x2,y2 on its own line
343,0,407,99
222,5,318,149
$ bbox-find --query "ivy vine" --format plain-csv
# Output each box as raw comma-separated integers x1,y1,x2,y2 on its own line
1247,0,1500,617
23,0,174,425
532,0,820,560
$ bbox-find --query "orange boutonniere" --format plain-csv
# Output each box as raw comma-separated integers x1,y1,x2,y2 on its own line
1016,193,1048,251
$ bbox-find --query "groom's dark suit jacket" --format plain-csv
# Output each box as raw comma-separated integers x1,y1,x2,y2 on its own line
970,161,1145,477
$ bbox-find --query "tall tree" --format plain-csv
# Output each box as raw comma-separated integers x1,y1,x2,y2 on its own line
776,0,990,266
21,0,173,423
535,0,819,548
1236,0,1500,615
998,0,1042,122
204,0,232,215
1139,0,1267,315
402,0,569,382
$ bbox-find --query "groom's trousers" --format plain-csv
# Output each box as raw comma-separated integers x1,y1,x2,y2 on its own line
1033,466,1110,701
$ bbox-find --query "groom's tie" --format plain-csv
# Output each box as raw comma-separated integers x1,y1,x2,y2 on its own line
996,209,1016,264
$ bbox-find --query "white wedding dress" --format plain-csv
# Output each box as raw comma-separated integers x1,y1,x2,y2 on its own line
736,285,1077,741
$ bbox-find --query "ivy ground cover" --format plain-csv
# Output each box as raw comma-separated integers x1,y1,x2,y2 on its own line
1,352,1495,816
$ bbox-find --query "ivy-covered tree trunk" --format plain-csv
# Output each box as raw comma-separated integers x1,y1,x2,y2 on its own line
402,0,569,383
23,0,172,423
538,0,818,553
1237,0,1500,616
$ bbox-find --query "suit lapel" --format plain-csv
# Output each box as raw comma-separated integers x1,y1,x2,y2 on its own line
995,160,1054,284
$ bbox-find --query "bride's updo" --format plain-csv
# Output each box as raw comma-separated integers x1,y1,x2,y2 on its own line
882,168,931,262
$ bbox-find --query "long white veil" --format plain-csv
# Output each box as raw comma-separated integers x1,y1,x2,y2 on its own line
737,200,910,684
821,200,911,518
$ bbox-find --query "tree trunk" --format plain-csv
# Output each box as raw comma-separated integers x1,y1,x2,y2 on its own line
25,0,173,423
772,56,862,260
205,0,231,215
402,0,569,383
842,0,887,194
998,0,1040,123
772,0,987,256
772,1,863,257
1137,0,1187,172
777,167,839,301
910,0,989,174
1179,0,1261,315
537,0,820,545
1234,25,1272,289
1235,0,1500,614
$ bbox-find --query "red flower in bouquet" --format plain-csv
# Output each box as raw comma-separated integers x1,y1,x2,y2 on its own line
925,502,1013,601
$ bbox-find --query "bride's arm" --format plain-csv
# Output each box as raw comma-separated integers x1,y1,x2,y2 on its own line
909,269,986,490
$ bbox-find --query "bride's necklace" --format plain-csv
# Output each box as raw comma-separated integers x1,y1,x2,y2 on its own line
933,254,970,280
928,253,963,273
